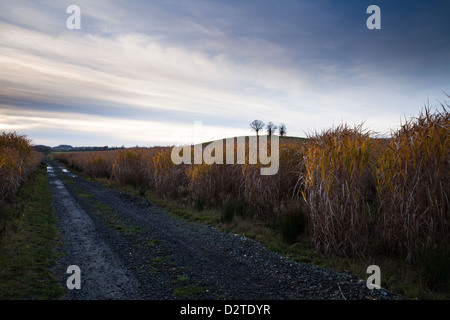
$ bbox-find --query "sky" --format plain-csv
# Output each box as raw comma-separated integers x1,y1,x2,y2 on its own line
0,0,449,147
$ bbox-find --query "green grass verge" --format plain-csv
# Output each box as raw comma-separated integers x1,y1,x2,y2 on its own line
0,164,65,299
173,285,208,299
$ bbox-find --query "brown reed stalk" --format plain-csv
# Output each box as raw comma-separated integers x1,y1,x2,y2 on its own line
376,105,449,262
302,124,380,257
0,132,42,203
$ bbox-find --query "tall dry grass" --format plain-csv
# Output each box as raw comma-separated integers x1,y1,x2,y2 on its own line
54,150,116,179
112,148,146,187
376,105,449,262
0,132,42,203
54,138,306,220
301,124,381,257
145,147,187,199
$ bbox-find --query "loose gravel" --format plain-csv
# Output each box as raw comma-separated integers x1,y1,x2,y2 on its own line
46,159,401,300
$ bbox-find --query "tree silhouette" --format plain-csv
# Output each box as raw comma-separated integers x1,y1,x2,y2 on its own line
250,120,265,136
266,122,277,136
278,123,287,137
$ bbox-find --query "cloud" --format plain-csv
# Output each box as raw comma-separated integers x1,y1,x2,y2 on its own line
0,0,448,146
0,107,251,147
0,20,304,121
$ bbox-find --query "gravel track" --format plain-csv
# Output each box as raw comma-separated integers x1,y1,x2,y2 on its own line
46,159,400,300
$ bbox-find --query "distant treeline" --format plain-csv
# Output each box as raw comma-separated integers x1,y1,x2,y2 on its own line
34,145,126,153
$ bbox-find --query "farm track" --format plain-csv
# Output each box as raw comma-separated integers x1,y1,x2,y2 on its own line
46,159,400,300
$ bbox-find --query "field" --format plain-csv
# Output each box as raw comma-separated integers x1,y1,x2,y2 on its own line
51,105,449,296
1,105,447,298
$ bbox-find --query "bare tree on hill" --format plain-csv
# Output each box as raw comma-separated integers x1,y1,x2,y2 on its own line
266,122,277,136
279,123,287,137
249,120,265,137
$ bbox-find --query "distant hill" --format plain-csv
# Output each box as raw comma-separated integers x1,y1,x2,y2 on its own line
33,144,124,154
33,145,52,153
33,144,74,154
53,144,74,151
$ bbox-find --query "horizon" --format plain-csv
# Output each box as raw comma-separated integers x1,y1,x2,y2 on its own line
1,0,449,147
